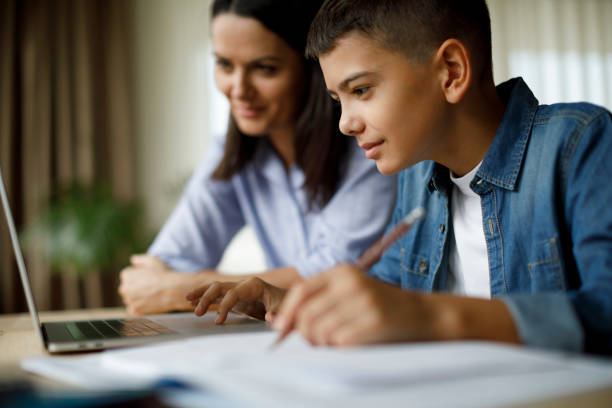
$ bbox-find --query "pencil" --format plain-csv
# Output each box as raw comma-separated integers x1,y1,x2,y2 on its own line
354,206,426,270
272,206,426,347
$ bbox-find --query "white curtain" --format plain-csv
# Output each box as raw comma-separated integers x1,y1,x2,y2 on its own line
489,0,612,110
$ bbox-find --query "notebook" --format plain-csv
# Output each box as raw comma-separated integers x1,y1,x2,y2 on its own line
0,164,268,353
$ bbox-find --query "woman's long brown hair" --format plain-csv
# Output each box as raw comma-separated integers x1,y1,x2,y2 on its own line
211,0,350,208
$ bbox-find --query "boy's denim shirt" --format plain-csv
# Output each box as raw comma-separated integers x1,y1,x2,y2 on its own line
370,77,612,355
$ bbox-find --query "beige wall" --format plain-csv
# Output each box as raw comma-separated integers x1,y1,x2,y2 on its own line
131,0,612,232
489,0,612,109
130,0,264,272
131,0,213,230
129,0,611,273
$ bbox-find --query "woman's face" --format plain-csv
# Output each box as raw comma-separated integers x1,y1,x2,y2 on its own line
212,13,306,137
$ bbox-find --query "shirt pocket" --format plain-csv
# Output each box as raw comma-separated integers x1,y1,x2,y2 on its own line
527,237,565,291
400,248,430,287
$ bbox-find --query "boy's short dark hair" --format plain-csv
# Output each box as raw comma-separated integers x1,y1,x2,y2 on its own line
306,0,493,79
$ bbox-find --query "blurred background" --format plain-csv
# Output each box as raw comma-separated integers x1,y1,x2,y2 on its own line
1,0,611,314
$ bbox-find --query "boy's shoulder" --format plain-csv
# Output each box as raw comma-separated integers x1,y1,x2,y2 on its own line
534,101,610,130
529,102,612,160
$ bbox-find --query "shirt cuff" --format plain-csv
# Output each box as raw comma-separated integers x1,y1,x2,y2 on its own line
500,293,584,352
152,253,206,273
292,248,341,278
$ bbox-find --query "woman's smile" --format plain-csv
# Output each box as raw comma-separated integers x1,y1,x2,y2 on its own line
233,104,265,119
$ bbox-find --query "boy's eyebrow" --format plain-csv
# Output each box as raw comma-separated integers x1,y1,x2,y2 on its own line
337,71,375,92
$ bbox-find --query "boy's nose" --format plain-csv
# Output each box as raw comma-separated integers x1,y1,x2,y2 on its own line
339,112,364,136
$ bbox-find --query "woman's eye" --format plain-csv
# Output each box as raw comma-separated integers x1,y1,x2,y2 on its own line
216,59,232,71
256,65,278,74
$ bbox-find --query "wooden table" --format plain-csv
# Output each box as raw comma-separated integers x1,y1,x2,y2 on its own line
0,308,127,386
1,308,612,407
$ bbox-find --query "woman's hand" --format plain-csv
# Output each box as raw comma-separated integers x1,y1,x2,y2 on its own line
119,255,206,315
186,277,287,324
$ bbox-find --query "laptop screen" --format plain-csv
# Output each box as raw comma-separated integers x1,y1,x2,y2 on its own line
0,164,45,346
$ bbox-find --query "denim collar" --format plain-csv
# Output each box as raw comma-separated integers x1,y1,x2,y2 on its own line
477,77,539,191
429,77,539,194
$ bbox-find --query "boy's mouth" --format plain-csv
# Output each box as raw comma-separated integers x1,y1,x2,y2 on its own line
360,140,384,159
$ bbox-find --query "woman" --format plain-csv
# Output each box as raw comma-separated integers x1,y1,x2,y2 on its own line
118,0,396,315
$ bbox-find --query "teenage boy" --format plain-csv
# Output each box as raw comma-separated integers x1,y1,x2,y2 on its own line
187,0,612,354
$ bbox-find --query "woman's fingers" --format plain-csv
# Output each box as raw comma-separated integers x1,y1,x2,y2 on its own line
130,254,166,268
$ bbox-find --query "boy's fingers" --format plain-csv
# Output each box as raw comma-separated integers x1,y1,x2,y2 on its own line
235,277,265,300
308,294,369,346
216,279,266,323
295,289,341,342
186,285,210,300
195,283,225,316
216,288,240,324
328,312,376,346
274,272,329,332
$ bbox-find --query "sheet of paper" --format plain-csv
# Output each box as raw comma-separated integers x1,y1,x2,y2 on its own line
22,331,612,408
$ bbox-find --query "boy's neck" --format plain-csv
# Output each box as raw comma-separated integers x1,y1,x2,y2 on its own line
440,80,505,178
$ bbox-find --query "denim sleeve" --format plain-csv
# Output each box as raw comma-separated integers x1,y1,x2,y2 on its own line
504,111,612,355
562,111,612,354
294,144,397,278
147,136,245,272
500,294,584,352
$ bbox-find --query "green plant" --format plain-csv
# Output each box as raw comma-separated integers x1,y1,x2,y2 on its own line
21,183,149,276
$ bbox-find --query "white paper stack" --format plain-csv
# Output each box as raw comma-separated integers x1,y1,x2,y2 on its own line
22,331,612,408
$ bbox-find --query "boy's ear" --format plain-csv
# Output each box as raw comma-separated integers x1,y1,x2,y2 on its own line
434,39,472,104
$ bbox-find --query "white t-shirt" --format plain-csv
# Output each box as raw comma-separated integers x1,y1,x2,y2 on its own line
448,162,491,298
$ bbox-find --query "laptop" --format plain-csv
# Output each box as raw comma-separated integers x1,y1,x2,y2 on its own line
0,165,268,353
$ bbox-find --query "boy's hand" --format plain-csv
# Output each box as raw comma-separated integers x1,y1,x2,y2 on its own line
274,264,521,347
274,264,454,346
186,278,287,324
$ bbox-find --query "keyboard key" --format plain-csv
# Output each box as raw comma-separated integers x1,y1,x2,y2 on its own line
102,318,175,337
75,322,104,340
91,321,121,338
139,319,175,334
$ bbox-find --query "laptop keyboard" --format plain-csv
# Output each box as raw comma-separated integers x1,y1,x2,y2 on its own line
65,318,175,341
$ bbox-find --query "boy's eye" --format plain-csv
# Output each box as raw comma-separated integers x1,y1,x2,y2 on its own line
352,86,370,97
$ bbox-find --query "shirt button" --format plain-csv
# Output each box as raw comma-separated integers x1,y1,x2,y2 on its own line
439,224,445,233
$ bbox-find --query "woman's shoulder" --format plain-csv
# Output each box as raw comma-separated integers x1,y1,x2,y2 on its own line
334,137,397,193
341,137,370,170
